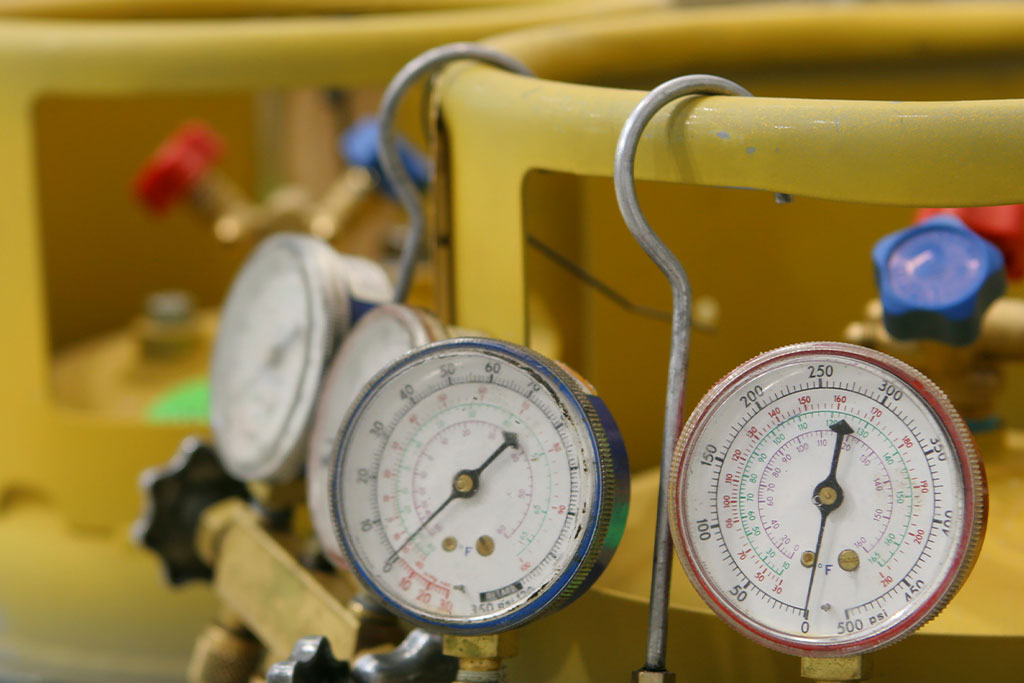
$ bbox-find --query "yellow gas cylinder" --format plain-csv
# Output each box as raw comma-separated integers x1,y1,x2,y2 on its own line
0,0,667,679
431,4,1024,680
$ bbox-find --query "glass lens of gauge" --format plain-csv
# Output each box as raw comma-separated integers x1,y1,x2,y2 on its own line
332,339,626,633
210,234,333,482
309,305,446,568
670,342,984,656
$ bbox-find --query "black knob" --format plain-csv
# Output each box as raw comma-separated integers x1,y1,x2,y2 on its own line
133,437,249,584
267,637,351,683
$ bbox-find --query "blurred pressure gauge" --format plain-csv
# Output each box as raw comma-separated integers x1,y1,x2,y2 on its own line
308,304,451,567
210,233,392,482
670,342,985,657
330,338,629,634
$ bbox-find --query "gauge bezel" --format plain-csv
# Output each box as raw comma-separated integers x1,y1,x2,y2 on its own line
329,337,629,634
669,341,986,657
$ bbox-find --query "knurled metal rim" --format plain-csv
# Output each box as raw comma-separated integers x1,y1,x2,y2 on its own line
328,336,627,634
668,340,986,657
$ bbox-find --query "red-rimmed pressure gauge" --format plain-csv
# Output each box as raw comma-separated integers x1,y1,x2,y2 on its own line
669,341,985,657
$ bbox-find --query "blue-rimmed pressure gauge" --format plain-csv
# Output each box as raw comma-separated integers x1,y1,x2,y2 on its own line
329,338,629,633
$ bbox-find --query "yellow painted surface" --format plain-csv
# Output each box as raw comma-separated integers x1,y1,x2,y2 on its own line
0,493,215,681
0,0,667,526
0,0,627,19
441,1,1024,469
434,3,1024,678
0,1,665,678
4,1,1024,680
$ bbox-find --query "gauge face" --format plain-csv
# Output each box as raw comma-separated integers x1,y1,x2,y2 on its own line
670,342,985,656
331,338,629,633
210,234,346,482
309,305,447,568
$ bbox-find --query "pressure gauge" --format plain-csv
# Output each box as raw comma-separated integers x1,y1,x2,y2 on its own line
670,342,985,656
210,233,392,482
308,304,450,568
330,338,629,633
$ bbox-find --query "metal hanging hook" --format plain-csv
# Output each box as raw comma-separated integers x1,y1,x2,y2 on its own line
613,74,790,677
377,42,534,303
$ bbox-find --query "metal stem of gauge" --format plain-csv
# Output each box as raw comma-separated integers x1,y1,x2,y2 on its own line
376,43,533,303
613,75,789,674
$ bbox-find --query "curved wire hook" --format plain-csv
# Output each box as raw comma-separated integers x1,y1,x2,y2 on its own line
614,74,789,674
377,42,534,303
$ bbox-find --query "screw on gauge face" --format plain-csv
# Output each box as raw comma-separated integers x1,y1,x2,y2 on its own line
442,537,457,552
454,473,475,494
476,535,495,557
839,549,860,572
817,486,839,506
801,551,816,568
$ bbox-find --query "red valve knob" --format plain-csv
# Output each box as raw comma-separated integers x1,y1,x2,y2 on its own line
915,205,1024,280
135,121,224,213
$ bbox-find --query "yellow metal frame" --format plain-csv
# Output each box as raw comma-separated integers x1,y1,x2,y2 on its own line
0,0,663,528
443,3,1024,344
434,4,1024,681
0,3,666,679
0,0,612,19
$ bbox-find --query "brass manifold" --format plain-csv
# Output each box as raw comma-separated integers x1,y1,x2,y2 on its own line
188,497,404,682
189,166,377,244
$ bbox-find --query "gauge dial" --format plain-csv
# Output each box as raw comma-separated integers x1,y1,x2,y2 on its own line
210,233,391,482
309,304,449,567
670,342,985,656
331,338,629,633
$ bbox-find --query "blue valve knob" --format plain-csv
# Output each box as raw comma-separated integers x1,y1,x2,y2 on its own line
873,214,1006,346
340,116,429,196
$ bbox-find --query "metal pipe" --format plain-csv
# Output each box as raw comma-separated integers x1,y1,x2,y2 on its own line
613,74,788,675
376,42,533,303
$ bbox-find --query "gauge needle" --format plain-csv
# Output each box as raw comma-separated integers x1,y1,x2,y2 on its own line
802,419,853,618
385,431,519,567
